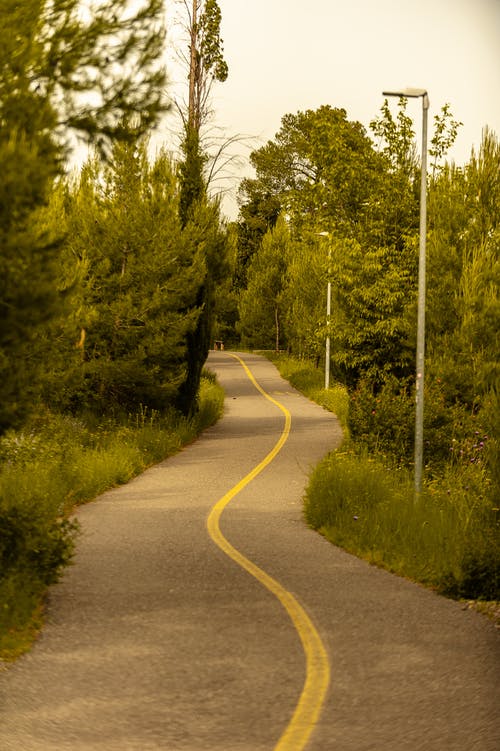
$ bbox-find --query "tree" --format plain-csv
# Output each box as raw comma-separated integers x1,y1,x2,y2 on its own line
0,135,64,430
238,217,291,351
63,142,206,414
239,106,383,236
233,187,281,290
0,1,168,158
174,0,230,415
0,0,168,431
175,199,229,414
427,129,500,403
186,0,228,135
429,104,463,179
178,0,228,223
331,238,416,385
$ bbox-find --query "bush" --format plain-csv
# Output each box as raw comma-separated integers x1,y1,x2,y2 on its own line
347,377,414,462
347,376,496,480
0,504,77,586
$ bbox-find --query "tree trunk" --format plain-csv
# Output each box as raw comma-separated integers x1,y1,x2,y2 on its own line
188,0,198,131
275,305,280,353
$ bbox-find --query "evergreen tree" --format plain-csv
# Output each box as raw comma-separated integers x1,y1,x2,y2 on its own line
175,0,230,415
0,0,167,431
63,143,206,414
427,129,500,403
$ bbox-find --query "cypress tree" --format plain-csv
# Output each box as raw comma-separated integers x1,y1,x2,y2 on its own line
175,0,229,415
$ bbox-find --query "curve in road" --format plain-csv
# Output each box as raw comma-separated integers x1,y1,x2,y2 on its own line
207,353,330,751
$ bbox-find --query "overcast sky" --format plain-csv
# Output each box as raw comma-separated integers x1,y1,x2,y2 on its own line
160,0,500,218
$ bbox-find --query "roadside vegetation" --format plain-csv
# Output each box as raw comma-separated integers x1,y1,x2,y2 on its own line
0,1,230,660
2,0,498,660
226,100,499,610
0,374,224,660
268,354,499,607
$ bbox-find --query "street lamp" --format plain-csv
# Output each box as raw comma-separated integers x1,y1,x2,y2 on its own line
382,87,429,497
316,231,332,390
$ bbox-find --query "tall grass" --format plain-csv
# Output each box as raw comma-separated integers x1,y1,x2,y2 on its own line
267,353,499,602
0,374,224,659
265,353,349,428
305,450,499,598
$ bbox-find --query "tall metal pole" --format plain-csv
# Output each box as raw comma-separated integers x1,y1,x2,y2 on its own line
414,93,429,496
325,271,331,390
382,88,429,498
316,232,331,390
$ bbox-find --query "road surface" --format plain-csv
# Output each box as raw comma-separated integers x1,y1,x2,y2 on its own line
0,352,498,750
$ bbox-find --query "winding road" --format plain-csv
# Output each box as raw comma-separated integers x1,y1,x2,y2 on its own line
0,352,498,750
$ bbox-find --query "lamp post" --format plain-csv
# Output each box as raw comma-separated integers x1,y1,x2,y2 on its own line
316,231,331,390
382,87,429,497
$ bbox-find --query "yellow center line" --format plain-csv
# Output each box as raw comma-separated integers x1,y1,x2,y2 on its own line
206,353,330,751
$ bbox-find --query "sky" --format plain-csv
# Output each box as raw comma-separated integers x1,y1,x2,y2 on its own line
157,0,500,219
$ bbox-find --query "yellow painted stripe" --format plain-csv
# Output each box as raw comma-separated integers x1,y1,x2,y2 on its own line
206,353,330,751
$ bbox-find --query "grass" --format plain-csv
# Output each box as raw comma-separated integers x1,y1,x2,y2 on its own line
0,374,225,661
264,353,350,429
265,353,500,607
305,449,499,599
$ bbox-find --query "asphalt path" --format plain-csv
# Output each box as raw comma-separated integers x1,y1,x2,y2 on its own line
0,351,498,750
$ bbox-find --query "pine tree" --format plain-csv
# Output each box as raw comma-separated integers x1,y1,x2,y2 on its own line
0,0,167,431
64,142,206,414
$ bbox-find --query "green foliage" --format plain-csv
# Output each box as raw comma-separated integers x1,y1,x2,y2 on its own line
0,375,224,659
241,105,382,236
175,200,230,415
238,217,291,350
0,139,65,431
61,141,208,416
281,234,327,361
304,450,499,600
370,97,418,176
0,0,167,155
212,224,239,346
430,104,463,178
347,377,415,463
347,375,498,487
427,132,499,398
199,0,229,84
234,189,280,290
179,127,207,226
332,238,416,385
0,0,168,432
